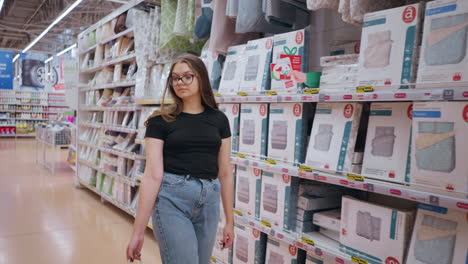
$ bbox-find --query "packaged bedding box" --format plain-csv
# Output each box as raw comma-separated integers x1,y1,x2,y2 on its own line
411,102,468,195
233,223,266,264
219,104,240,152
357,3,423,88
417,0,468,84
238,103,269,158
213,204,233,264
406,203,468,264
239,37,274,93
199,50,225,93
235,166,262,218
267,103,314,165
340,196,414,264
305,102,364,173
265,236,305,264
362,102,413,183
218,44,247,95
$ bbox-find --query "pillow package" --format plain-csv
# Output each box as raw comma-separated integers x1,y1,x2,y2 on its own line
411,102,468,195
239,37,274,93
219,104,240,152
199,50,225,93
232,223,267,264
238,104,269,159
265,236,305,264
234,166,262,218
218,44,247,95
357,3,423,89
417,0,468,84
362,102,413,183
406,204,468,264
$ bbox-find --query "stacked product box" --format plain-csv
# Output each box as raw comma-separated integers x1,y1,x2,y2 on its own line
239,37,274,93
265,236,306,264
218,45,247,95
232,223,266,264
219,104,240,152
238,103,269,159
235,166,262,218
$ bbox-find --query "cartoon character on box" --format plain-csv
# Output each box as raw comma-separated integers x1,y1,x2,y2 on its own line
271,46,307,89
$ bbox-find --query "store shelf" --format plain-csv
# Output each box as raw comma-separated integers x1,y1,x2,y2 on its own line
78,179,101,196
79,80,137,91
101,27,134,46
69,164,77,172
16,118,48,121
100,192,134,216
230,155,468,213
99,146,144,160
79,122,103,128
0,118,15,120
15,134,36,137
101,168,139,187
79,140,99,149
80,105,138,112
0,103,16,105
17,103,48,106
0,134,16,137
78,43,99,56
15,110,48,113
136,97,174,105
102,125,137,134
81,53,137,74
79,159,100,171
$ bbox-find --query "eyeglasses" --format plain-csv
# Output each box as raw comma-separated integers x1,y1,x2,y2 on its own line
169,74,195,86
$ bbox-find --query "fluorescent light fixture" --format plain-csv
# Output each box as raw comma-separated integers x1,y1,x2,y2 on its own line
22,0,83,53
45,56,54,63
57,43,77,56
0,0,5,14
12,54,20,62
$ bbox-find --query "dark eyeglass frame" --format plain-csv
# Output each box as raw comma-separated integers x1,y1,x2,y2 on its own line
169,74,195,86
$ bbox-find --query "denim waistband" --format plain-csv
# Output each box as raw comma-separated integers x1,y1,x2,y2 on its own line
164,171,216,181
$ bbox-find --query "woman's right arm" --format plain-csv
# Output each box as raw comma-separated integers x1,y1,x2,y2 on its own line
126,138,164,261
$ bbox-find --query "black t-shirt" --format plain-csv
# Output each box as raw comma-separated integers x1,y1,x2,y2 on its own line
145,108,231,179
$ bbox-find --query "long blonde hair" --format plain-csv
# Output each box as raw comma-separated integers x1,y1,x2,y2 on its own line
145,54,218,126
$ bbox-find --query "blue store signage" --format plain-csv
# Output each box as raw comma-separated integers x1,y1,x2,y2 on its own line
0,51,14,90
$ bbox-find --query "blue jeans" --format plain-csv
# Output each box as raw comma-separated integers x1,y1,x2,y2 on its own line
152,172,221,264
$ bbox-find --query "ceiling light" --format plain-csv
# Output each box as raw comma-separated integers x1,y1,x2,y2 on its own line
12,54,20,62
22,0,83,53
0,0,5,14
45,43,77,63
45,57,54,63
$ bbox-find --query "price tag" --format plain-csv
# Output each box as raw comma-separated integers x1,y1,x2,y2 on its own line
351,256,368,264
301,236,315,246
304,88,320,95
234,210,243,216
237,92,248,96
214,93,221,97
265,158,277,165
347,174,365,182
261,220,272,228
210,257,217,263
299,165,313,172
236,153,246,158
356,86,375,93
266,91,278,96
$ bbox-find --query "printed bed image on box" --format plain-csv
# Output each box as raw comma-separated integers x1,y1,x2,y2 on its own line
411,102,468,195
362,102,413,183
417,0,468,84
238,104,269,158
219,104,240,152
235,166,262,218
407,204,468,264
265,237,305,264
267,103,314,165
239,37,274,93
306,249,335,264
199,50,225,92
305,103,363,172
213,203,233,264
357,3,423,88
340,196,414,264
233,223,266,264
260,171,299,231
270,28,309,93
218,44,246,95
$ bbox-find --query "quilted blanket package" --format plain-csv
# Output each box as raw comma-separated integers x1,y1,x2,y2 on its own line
233,223,267,264
234,166,262,218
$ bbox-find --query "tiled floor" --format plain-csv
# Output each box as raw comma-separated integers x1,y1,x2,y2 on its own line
0,138,162,264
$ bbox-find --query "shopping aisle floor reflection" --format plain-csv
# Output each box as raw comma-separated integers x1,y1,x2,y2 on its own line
0,139,162,264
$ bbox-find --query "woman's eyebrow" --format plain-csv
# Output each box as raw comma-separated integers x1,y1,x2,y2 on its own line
171,71,194,76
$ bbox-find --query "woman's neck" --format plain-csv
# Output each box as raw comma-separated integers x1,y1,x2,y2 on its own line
182,96,204,114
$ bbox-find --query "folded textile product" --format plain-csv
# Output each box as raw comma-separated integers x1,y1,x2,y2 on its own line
362,102,412,183
236,0,293,34
418,0,468,84
340,196,414,264
239,37,274,93
266,237,305,264
219,104,240,152
233,223,267,264
270,28,310,93
407,204,468,264
357,3,423,88
319,54,359,92
213,203,233,263
199,50,225,93
194,0,213,39
267,103,315,165
238,104,269,158
337,0,405,26
313,209,341,232
226,0,238,19
235,166,262,218
260,172,299,231
411,102,468,195
305,103,363,173
218,45,246,94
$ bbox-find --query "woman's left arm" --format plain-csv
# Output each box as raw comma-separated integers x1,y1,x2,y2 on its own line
218,137,235,248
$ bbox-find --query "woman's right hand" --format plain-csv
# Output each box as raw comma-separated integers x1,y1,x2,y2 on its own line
126,234,144,262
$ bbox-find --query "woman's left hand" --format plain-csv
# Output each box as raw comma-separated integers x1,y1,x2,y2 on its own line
222,222,235,249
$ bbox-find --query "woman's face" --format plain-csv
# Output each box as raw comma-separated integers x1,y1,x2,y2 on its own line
170,62,200,101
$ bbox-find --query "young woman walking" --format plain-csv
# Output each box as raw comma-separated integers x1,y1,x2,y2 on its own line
126,54,235,264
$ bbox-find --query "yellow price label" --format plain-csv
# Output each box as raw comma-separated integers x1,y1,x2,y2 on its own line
266,91,278,96
236,153,246,158
237,92,248,96
210,257,217,262
347,174,365,182
299,166,313,172
261,220,272,228
234,210,244,216
304,88,320,95
265,158,277,165
214,93,221,97
351,256,368,264
356,86,375,93
301,236,315,246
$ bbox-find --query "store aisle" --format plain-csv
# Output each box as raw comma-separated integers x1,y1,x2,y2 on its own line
0,139,162,264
